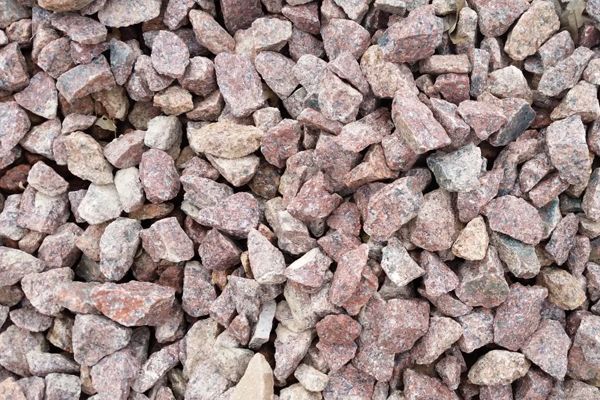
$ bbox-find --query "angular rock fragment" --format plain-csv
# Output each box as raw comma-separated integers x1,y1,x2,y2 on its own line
73,314,131,366
140,217,194,263
521,319,570,380
504,0,559,61
56,56,115,103
392,92,450,154
91,281,177,326
98,0,161,27
14,72,58,119
214,53,264,117
380,238,424,287
545,115,592,186
378,5,443,63
188,121,263,159
484,195,544,245
468,350,530,385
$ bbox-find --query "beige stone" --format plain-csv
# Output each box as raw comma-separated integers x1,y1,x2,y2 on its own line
231,353,274,400
452,216,489,261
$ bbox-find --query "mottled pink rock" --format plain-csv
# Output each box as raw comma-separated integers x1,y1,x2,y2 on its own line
285,248,332,288
188,121,263,159
323,364,375,400
214,53,264,117
97,0,161,27
151,30,190,79
56,56,115,103
458,308,494,353
0,247,45,286
91,281,177,326
0,43,29,92
247,228,286,284
261,119,302,168
193,192,259,238
140,217,194,263
456,247,510,308
316,314,361,345
421,250,459,298
376,298,429,353
392,92,450,154
484,195,545,245
363,176,423,240
27,161,68,196
493,283,547,351
38,223,82,270
73,314,131,366
0,101,30,157
404,369,460,400
199,228,241,271
545,115,592,186
521,319,570,380
329,244,368,306
189,10,235,55
321,18,370,60
14,71,57,120
335,108,393,153
17,186,70,234
410,189,460,252
50,13,106,44
103,130,145,169
182,261,215,317
287,172,342,222
318,72,363,124
139,149,180,203
378,5,443,63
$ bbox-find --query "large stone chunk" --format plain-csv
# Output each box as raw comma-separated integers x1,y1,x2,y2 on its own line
188,121,263,159
151,30,190,79
140,217,194,263
220,0,263,33
193,192,259,238
380,237,424,286
538,267,586,310
456,247,509,308
392,92,450,154
493,283,547,351
545,115,591,186
189,10,235,55
56,56,115,103
99,218,141,281
0,43,29,92
409,189,460,252
91,281,177,326
521,319,570,380
427,143,484,193
329,244,368,306
0,101,30,157
377,298,430,353
139,149,180,203
73,314,131,366
214,53,264,117
484,195,544,245
411,316,463,365
378,5,443,63
14,72,58,120
0,325,47,376
231,353,274,400
98,0,161,27
247,228,286,284
404,369,459,400
504,0,560,61
0,247,45,286
38,0,95,11
363,176,423,240
468,350,530,385
77,184,122,225
538,46,594,97
65,131,113,185
318,72,363,124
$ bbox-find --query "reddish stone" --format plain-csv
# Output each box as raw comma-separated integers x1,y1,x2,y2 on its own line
392,92,450,154
56,56,115,103
493,283,547,351
91,281,177,327
484,195,545,245
378,5,443,63
139,149,180,203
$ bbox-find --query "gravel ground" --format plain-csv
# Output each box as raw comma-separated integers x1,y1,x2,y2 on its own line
1,0,600,399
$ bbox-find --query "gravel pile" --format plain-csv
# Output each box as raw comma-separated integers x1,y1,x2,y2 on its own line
2,0,600,398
